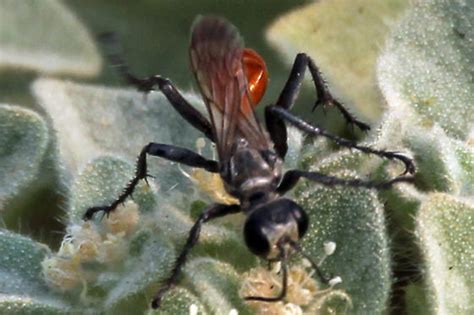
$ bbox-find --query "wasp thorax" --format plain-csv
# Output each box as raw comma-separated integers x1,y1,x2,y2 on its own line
243,198,308,260
224,139,282,200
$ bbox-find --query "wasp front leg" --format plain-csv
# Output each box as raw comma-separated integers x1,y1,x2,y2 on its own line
152,203,241,309
83,143,219,220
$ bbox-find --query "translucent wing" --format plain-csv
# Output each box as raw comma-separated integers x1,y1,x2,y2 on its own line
190,16,270,162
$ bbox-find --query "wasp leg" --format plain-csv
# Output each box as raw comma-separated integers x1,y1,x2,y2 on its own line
277,169,415,195
267,54,370,159
268,105,416,175
265,105,288,159
276,53,370,131
152,203,241,309
83,143,219,220
99,33,214,141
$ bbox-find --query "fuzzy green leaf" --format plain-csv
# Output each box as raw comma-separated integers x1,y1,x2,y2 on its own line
296,171,391,314
416,193,474,314
378,0,474,140
266,0,410,121
0,0,100,77
0,230,50,295
0,230,71,314
0,105,49,209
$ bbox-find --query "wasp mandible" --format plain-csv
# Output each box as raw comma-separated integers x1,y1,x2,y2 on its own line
84,16,415,309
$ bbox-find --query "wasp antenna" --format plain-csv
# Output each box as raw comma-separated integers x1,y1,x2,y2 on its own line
98,32,127,71
289,240,331,284
98,31,143,88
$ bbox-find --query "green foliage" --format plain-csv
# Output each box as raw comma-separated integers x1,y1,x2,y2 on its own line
0,0,472,314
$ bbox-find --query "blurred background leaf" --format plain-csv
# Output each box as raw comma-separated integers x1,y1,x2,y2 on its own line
0,0,101,77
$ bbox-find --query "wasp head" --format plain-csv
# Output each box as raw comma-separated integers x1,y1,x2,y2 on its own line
243,198,308,260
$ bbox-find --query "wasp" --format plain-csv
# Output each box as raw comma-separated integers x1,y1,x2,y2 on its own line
84,16,415,309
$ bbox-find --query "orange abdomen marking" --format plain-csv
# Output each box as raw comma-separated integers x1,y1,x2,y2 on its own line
243,48,268,107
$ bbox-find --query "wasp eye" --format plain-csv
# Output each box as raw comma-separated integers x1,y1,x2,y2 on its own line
243,213,271,257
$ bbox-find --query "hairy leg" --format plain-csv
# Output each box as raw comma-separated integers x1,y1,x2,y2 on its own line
100,33,214,141
83,143,219,220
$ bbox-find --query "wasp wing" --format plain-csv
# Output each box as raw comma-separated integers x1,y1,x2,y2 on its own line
190,16,270,162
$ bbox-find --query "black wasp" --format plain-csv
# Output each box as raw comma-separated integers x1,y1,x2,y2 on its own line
84,16,415,309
